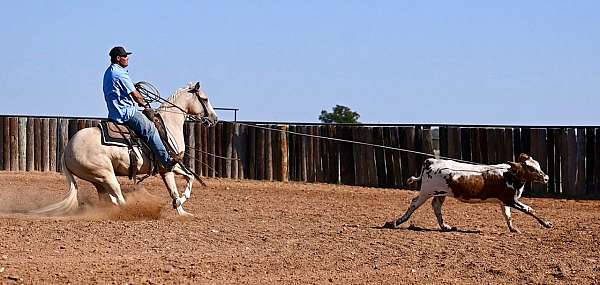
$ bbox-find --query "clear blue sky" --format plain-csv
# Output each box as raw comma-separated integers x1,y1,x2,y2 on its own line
0,1,598,125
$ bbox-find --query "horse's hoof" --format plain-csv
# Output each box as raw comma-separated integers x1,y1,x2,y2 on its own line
441,226,457,232
544,221,553,228
383,221,397,229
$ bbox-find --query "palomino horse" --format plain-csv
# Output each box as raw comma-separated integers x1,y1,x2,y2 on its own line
33,82,218,216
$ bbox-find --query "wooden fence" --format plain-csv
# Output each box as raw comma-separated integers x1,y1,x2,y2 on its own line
1,115,598,199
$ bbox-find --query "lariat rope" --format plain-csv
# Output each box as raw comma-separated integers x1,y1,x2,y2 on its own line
136,82,526,175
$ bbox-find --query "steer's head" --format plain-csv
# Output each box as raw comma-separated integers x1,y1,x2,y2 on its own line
508,153,549,184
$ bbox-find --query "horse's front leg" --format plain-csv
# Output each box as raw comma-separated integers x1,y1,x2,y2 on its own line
173,167,195,206
160,171,192,216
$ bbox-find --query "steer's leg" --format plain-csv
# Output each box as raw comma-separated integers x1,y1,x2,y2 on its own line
501,205,520,233
384,193,431,229
432,196,455,231
510,200,552,229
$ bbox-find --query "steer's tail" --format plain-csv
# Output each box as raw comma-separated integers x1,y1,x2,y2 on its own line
29,159,79,215
406,158,433,189
407,176,421,186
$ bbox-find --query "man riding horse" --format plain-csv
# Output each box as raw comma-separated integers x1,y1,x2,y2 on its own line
29,47,217,216
103,46,182,171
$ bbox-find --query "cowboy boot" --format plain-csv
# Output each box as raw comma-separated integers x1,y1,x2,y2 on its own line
172,151,185,164
161,151,185,172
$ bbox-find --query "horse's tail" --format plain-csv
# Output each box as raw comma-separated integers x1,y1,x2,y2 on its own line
29,158,79,215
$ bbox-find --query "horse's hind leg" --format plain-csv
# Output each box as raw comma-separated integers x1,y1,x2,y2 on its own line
92,182,112,206
160,171,191,216
96,175,126,206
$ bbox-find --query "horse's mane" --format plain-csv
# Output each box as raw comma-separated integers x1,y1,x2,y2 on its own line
159,82,197,110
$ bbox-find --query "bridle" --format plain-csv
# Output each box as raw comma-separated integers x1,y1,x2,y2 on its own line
136,81,215,126
190,89,214,126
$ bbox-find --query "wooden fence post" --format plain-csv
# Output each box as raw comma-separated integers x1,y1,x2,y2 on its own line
383,127,397,187
338,126,355,185
559,128,576,195
10,117,18,171
327,125,339,184
300,126,308,182
231,123,239,179
202,125,209,176
312,126,322,182
26,118,34,171
18,118,27,171
3,117,11,170
485,128,497,164
237,124,248,180
215,123,222,177
58,119,69,172
374,127,387,187
503,128,514,162
318,126,329,183
224,122,234,178
575,128,586,197
351,126,364,186
248,125,256,180
594,129,600,197
585,128,595,195
194,122,204,176
447,127,461,159
422,126,434,156
208,125,216,177
279,125,288,182
553,128,563,193
256,126,265,180
288,125,296,181
439,126,448,158
49,118,57,171
0,117,3,170
0,117,4,170
41,118,50,172
470,128,482,163
265,126,273,181
460,128,471,162
530,128,548,194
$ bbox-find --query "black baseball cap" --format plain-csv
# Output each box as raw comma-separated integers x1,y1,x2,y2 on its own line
109,46,132,57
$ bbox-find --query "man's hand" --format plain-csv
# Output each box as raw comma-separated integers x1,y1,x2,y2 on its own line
143,108,156,120
131,89,149,107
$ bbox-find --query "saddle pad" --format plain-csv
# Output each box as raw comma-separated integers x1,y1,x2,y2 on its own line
98,121,138,147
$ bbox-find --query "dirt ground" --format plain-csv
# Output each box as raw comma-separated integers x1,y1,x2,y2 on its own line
0,172,599,284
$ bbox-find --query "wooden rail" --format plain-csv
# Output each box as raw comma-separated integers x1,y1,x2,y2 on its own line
0,115,598,198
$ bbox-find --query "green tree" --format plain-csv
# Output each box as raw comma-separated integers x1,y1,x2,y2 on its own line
319,105,360,123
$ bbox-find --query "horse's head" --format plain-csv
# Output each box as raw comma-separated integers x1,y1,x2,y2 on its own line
170,82,218,126
188,82,218,126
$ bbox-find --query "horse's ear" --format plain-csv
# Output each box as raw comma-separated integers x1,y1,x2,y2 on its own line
193,82,200,91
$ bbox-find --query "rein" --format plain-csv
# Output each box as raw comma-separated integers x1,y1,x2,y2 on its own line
135,81,212,125
133,81,222,183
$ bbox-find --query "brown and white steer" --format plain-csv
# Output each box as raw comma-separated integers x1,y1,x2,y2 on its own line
384,153,553,233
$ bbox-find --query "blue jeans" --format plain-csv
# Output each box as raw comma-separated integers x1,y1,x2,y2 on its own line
125,112,172,166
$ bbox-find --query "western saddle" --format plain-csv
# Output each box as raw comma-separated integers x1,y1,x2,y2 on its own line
98,111,182,182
